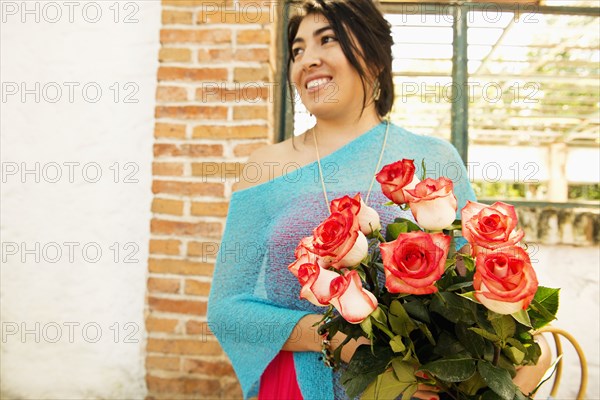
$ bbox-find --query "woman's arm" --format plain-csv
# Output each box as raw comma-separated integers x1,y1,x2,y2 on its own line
281,314,370,362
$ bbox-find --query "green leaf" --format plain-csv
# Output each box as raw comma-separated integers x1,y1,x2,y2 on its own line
386,222,406,241
433,332,467,358
391,359,419,400
419,358,476,382
342,346,394,399
506,338,527,355
391,359,418,384
386,217,423,240
477,360,517,400
534,287,560,314
389,300,417,337
360,369,408,400
458,291,481,304
525,341,542,366
463,256,475,272
420,158,427,181
401,385,418,400
370,307,388,326
480,390,506,400
513,390,529,400
403,299,431,324
415,320,436,345
389,335,406,353
456,323,487,358
445,258,456,271
531,299,556,321
361,316,374,339
496,354,517,378
430,292,478,324
457,372,487,395
503,346,525,364
511,310,532,328
446,281,474,292
394,217,422,232
528,287,560,329
469,327,501,343
491,315,516,341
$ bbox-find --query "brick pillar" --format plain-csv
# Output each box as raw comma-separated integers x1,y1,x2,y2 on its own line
146,1,279,398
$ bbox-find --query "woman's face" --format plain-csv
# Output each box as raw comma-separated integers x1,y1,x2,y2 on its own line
290,13,371,120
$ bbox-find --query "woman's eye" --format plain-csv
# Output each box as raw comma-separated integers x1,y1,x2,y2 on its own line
292,47,303,58
322,35,337,44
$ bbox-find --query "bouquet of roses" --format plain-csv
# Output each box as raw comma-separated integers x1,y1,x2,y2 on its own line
288,159,560,400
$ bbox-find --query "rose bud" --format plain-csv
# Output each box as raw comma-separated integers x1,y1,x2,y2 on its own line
330,193,361,216
462,201,525,256
331,193,381,235
312,209,368,269
297,262,340,307
357,198,381,235
376,159,419,205
474,246,538,315
379,231,451,295
328,270,378,324
404,177,457,231
288,236,325,278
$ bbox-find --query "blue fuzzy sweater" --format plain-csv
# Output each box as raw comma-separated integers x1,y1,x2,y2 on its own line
207,122,477,399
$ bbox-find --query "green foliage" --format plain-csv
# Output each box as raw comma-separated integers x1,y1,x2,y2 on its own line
341,346,394,399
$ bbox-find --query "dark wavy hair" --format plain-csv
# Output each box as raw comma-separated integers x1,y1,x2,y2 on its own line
286,0,394,119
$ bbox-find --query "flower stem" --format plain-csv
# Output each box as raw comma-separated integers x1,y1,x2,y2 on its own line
492,344,500,366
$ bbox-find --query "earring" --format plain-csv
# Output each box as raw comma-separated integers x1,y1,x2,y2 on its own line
372,80,381,102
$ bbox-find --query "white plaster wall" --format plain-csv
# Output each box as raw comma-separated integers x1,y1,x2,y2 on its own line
0,1,161,398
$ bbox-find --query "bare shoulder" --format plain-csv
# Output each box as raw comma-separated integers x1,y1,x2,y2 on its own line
235,135,310,192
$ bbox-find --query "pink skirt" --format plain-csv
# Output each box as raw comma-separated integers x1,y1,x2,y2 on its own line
258,351,304,400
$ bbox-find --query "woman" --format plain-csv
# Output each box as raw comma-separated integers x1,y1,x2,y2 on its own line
207,1,551,399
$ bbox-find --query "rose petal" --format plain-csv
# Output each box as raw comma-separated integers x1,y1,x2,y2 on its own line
357,199,381,235
338,231,368,267
329,270,378,324
473,246,538,314
410,196,457,231
475,282,526,315
380,231,450,295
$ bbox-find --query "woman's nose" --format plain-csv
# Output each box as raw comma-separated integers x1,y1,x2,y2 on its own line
300,47,322,71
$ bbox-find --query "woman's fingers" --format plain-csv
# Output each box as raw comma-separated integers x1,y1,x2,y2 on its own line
412,389,439,400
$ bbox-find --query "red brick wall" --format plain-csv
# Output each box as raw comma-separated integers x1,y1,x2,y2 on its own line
146,1,279,398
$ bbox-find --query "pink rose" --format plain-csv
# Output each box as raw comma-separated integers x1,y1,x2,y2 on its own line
379,231,451,295
474,246,538,315
461,201,524,256
297,262,340,307
328,270,378,324
288,236,324,278
330,193,361,215
376,159,419,205
330,193,381,235
404,177,457,231
312,209,368,269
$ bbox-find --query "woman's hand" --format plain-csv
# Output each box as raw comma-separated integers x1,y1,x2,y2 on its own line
513,334,552,394
330,331,370,363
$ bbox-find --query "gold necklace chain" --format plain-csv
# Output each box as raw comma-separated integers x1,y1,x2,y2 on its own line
312,117,391,214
